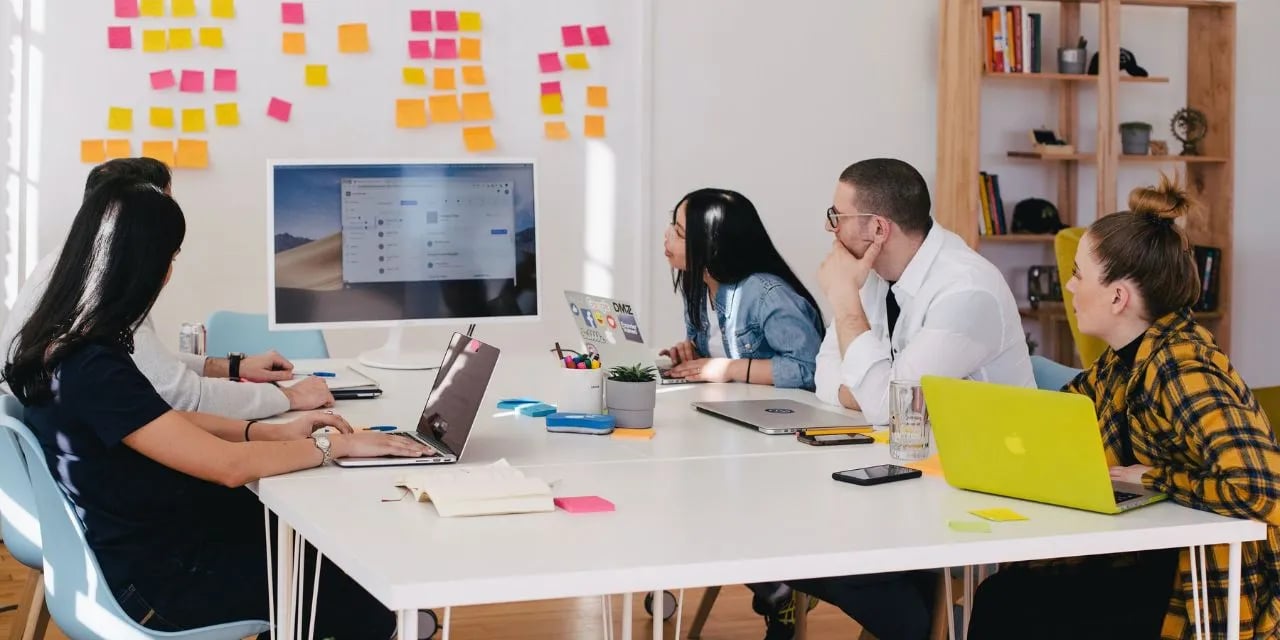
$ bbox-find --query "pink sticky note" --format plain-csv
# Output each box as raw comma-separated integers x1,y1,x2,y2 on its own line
408,40,432,59
115,0,139,18
554,496,615,514
267,97,292,122
150,69,176,90
179,70,205,93
410,10,433,32
281,2,304,24
540,81,562,96
108,26,133,50
562,25,585,47
587,25,611,46
539,52,562,73
435,10,458,31
434,38,457,60
213,68,237,92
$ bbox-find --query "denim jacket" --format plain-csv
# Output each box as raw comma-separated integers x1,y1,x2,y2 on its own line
684,273,824,390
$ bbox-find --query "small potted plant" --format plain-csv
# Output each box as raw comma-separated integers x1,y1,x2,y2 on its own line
605,363,658,429
1120,121,1153,155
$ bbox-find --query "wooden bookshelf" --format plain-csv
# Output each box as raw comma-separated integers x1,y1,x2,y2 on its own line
937,0,1236,362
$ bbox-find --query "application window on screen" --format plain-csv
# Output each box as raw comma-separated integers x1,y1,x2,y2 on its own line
340,177,517,284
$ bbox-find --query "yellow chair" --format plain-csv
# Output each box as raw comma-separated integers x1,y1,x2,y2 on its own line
1253,386,1280,433
1054,227,1109,367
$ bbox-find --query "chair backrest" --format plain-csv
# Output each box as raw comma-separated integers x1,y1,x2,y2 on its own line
205,310,328,360
1030,355,1083,392
1054,228,1109,366
0,394,42,569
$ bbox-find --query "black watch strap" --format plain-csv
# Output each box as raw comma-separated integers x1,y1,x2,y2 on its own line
228,352,244,380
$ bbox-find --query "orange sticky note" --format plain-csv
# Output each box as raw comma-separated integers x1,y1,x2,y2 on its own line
433,68,456,91
81,140,107,163
540,93,563,116
459,38,481,61
175,139,209,169
181,107,206,133
141,140,175,166
338,23,369,53
462,126,495,152
461,65,485,86
305,64,329,87
544,121,570,141
210,0,235,19
214,102,239,126
108,107,133,132
199,27,224,48
282,32,306,55
105,139,132,160
171,0,196,17
403,67,427,86
428,95,461,123
565,52,590,70
168,28,193,50
139,0,163,17
150,107,175,129
587,86,608,108
460,92,493,121
611,428,655,440
584,114,606,138
905,454,944,477
395,99,428,128
142,29,167,52
458,11,482,32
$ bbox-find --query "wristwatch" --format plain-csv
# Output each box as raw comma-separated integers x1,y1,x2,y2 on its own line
228,352,245,380
310,434,332,466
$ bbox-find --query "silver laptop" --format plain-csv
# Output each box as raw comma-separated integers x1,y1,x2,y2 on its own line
336,333,500,468
563,290,703,386
692,399,871,435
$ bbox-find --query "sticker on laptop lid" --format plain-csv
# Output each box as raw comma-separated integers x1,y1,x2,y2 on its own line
466,339,481,353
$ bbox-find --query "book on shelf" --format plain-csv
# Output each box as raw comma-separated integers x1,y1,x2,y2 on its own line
1193,245,1222,312
982,5,1042,74
977,172,1008,235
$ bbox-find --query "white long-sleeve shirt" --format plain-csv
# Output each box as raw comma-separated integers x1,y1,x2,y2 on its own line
814,225,1035,425
1,254,289,419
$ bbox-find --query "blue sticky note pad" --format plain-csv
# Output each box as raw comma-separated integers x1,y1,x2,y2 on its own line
498,398,541,410
517,402,557,417
546,412,614,435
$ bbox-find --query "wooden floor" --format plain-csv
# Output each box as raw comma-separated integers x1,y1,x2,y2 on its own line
0,544,867,639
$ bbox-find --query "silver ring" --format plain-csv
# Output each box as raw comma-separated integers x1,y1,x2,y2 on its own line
324,409,334,415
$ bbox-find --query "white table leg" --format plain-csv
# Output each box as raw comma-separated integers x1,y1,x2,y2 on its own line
293,533,305,639
622,593,633,640
1190,546,1204,640
442,606,452,640
276,519,295,640
308,549,323,640
962,565,974,634
652,590,663,640
399,609,419,640
943,567,956,640
674,590,684,640
1228,541,1242,640
264,506,276,640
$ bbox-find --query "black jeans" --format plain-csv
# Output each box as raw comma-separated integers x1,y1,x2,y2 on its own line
788,571,937,640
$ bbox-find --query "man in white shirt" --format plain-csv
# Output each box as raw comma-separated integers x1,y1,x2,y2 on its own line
0,158,332,419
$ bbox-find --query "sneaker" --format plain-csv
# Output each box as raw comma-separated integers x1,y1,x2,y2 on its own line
761,612,795,640
758,590,819,640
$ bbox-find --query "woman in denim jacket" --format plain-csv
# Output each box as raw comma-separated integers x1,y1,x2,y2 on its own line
660,188,824,390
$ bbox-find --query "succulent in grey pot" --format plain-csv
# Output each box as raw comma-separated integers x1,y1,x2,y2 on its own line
605,364,658,429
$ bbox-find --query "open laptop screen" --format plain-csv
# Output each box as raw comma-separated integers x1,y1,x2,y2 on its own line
416,333,500,457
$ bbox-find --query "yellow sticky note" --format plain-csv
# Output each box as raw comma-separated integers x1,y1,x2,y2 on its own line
171,0,196,17
181,108,206,133
168,28,193,50
395,99,428,128
544,121,570,141
428,95,461,123
461,65,486,86
105,139,132,160
584,114,606,138
338,23,369,53
210,0,234,19
199,27,224,48
458,11,482,31
139,0,164,17
611,428,655,440
462,126,496,152
433,68,456,91
565,52,590,70
80,140,107,163
214,103,239,126
402,67,427,86
970,508,1029,522
305,64,329,87
141,140,175,166
282,32,306,55
459,38,481,61
108,107,133,132
905,454,944,477
175,139,209,169
150,107,175,129
948,520,992,534
587,86,609,108
142,29,167,52
540,93,563,116
460,92,493,121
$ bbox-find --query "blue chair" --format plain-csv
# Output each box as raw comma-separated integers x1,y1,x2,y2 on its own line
0,399,270,640
205,310,328,360
0,394,49,639
1031,355,1083,392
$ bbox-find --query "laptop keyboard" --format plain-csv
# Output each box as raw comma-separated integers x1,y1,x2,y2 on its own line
1113,490,1140,504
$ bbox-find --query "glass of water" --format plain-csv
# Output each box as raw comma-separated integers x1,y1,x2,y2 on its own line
889,379,931,461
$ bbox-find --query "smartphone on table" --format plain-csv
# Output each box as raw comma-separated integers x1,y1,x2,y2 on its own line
798,432,874,446
832,464,922,486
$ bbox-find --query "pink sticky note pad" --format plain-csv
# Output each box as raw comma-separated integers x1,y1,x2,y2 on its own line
539,52,562,73
267,97,292,122
434,38,457,60
436,10,458,31
540,81,562,96
150,69,175,90
587,25,611,46
281,2,304,24
561,25,585,47
408,40,432,59
179,70,205,93
108,26,133,49
554,496,615,514
410,10,433,32
115,0,139,18
213,68,237,92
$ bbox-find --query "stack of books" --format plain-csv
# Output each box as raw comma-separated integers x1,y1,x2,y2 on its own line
978,171,1009,236
983,5,1043,74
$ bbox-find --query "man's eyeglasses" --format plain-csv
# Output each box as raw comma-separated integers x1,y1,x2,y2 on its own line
826,207,876,228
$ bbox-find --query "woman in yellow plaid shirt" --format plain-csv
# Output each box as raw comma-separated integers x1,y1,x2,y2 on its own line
967,174,1280,640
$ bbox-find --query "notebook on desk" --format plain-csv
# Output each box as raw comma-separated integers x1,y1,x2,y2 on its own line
397,459,554,517
279,366,382,399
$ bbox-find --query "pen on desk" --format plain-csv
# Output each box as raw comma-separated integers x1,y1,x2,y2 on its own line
296,371,336,378
555,341,565,360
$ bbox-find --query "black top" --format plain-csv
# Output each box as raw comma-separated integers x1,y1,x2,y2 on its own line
885,281,901,342
1115,334,1143,368
25,343,260,595
1113,333,1145,466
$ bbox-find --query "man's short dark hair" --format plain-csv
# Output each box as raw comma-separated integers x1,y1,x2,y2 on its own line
838,158,933,235
84,157,172,198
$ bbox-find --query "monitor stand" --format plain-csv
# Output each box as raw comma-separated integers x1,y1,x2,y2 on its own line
358,327,441,370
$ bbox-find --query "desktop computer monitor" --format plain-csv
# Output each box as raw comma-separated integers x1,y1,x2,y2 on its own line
267,159,539,369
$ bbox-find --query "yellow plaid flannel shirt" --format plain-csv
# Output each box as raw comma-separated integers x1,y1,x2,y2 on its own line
1058,310,1280,639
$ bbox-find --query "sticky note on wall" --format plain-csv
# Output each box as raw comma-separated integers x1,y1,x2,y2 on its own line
587,25,611,46
410,10,433,32
267,97,292,122
169,28,193,50
139,0,163,17
459,38,481,61
584,115,606,138
433,68,456,90
210,0,235,19
540,94,563,116
81,140,107,163
108,26,133,49
115,0,139,18
105,139,132,160
181,108,206,132
142,29,167,52
565,53,590,70
587,86,608,108
108,107,133,131
199,27,224,48
459,12,482,32
213,68,237,92
282,32,306,54
179,69,204,93
214,102,239,126
175,139,209,168
172,0,196,18
428,95,461,122
396,99,428,128
436,11,459,31
435,38,457,60
150,107,174,128
538,52,561,73
305,64,329,87
150,69,175,90
338,23,369,53
141,140,175,166
462,126,495,152
544,121,570,141
562,25,584,47
281,2,304,24
408,40,431,59
461,66,485,86
403,67,427,85
460,92,493,121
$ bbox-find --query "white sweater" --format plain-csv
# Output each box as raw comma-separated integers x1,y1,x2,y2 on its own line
1,254,289,419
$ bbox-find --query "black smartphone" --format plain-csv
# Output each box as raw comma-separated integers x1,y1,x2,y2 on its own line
832,464,923,486
798,432,875,446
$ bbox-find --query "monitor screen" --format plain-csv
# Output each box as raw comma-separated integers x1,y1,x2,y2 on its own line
269,160,539,328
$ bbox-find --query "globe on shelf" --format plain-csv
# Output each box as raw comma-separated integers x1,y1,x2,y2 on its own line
1171,107,1208,156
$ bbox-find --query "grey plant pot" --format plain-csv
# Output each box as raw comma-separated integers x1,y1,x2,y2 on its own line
605,379,658,428
1120,125,1152,155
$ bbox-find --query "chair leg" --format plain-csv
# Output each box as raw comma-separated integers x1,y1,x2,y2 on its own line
686,586,720,639
793,593,810,640
9,566,44,640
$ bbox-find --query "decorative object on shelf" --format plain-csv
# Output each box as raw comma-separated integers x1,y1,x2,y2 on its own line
1120,122,1153,155
1030,128,1074,155
1011,198,1065,235
1171,107,1208,156
1058,36,1087,74
1192,245,1222,312
1087,47,1149,77
1027,265,1063,310
1149,140,1169,156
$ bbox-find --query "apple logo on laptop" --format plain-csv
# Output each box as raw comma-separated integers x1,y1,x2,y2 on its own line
764,408,794,414
1005,435,1027,456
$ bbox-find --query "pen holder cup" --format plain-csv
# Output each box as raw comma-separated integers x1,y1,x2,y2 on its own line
557,367,605,414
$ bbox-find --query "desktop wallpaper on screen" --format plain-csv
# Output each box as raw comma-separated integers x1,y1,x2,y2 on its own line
272,163,538,325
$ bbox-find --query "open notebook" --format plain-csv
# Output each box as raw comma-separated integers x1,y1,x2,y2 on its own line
277,366,381,398
397,460,554,517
